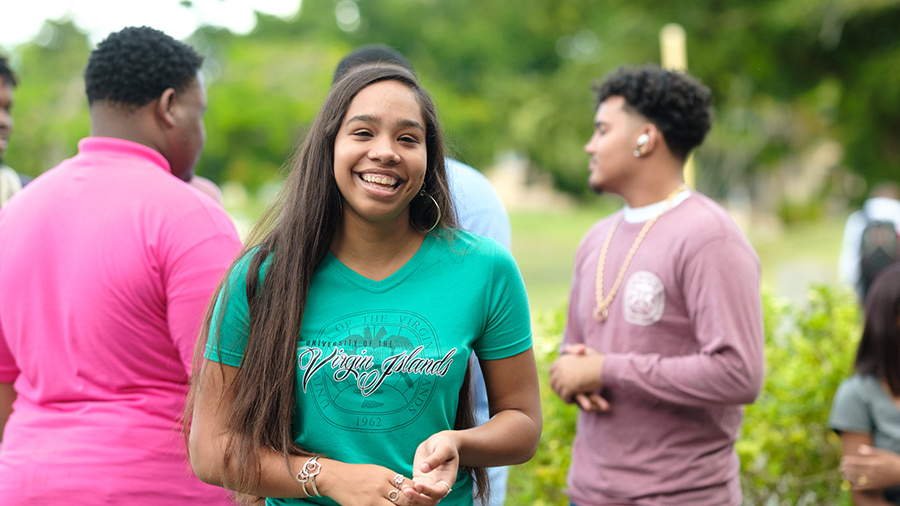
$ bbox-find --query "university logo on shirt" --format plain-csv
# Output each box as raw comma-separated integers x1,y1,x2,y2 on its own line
297,310,457,432
623,271,666,326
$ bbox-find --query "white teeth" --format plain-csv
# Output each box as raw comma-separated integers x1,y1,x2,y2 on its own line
361,174,398,187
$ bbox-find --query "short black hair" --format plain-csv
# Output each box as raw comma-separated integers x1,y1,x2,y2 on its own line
593,64,713,160
333,44,415,84
0,55,17,88
84,26,203,108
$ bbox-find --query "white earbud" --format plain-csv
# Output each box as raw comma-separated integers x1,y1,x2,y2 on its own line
634,133,650,157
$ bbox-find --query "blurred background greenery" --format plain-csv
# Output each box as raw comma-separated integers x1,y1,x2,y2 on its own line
6,0,900,207
3,0,898,503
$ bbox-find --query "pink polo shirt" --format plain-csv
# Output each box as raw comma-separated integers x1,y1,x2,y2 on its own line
0,138,241,504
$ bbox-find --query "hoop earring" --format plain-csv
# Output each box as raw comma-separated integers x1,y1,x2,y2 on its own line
419,189,441,233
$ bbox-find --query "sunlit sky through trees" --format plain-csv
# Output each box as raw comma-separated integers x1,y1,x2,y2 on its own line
0,0,301,49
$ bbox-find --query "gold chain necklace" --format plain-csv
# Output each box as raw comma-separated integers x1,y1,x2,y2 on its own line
593,184,688,322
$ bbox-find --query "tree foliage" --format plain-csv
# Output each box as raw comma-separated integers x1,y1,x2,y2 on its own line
5,20,90,175
3,0,900,205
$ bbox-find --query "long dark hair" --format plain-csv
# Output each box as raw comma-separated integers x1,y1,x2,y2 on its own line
187,63,489,499
855,263,900,395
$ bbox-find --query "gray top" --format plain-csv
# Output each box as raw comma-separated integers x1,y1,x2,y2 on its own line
829,374,900,503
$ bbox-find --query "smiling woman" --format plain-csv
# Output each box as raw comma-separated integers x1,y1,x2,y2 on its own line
185,63,542,506
332,80,429,243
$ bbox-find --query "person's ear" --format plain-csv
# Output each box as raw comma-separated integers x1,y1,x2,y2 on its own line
157,88,177,128
633,133,649,157
634,125,661,157
633,130,650,157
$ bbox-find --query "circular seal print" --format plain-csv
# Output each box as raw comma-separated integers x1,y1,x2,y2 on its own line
623,271,665,326
297,310,456,432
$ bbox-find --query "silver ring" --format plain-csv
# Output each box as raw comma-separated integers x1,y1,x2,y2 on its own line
437,480,452,494
393,473,404,486
388,489,401,502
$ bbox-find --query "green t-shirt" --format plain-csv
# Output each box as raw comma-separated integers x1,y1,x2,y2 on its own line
206,230,532,505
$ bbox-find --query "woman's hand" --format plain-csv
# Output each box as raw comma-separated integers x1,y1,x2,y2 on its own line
411,431,459,502
842,444,900,491
322,462,441,506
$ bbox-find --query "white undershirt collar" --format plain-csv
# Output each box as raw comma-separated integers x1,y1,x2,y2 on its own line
622,189,691,223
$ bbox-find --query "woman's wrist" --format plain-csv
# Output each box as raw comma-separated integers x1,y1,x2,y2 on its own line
423,430,463,472
293,456,322,498
434,429,462,455
308,457,347,500
446,430,464,457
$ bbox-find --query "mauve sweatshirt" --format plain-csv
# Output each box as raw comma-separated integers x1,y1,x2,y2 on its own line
562,192,764,506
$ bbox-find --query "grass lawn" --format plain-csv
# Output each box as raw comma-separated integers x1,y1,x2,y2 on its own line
509,204,611,318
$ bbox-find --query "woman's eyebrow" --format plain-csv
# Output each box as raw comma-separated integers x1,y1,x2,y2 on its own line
346,114,424,133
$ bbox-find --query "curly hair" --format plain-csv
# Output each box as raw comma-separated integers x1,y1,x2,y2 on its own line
84,26,203,108
0,55,16,88
593,64,713,160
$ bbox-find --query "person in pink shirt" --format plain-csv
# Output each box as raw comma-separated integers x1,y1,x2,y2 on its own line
0,26,241,504
549,64,765,506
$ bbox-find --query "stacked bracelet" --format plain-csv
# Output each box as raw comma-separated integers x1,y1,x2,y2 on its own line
295,456,322,498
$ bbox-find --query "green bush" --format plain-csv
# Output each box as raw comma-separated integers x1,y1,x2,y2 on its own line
738,286,859,506
506,285,861,506
505,308,577,506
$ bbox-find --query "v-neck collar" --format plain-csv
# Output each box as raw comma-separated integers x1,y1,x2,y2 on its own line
323,233,436,292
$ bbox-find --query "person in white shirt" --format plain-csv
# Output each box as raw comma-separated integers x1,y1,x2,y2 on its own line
837,182,900,301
